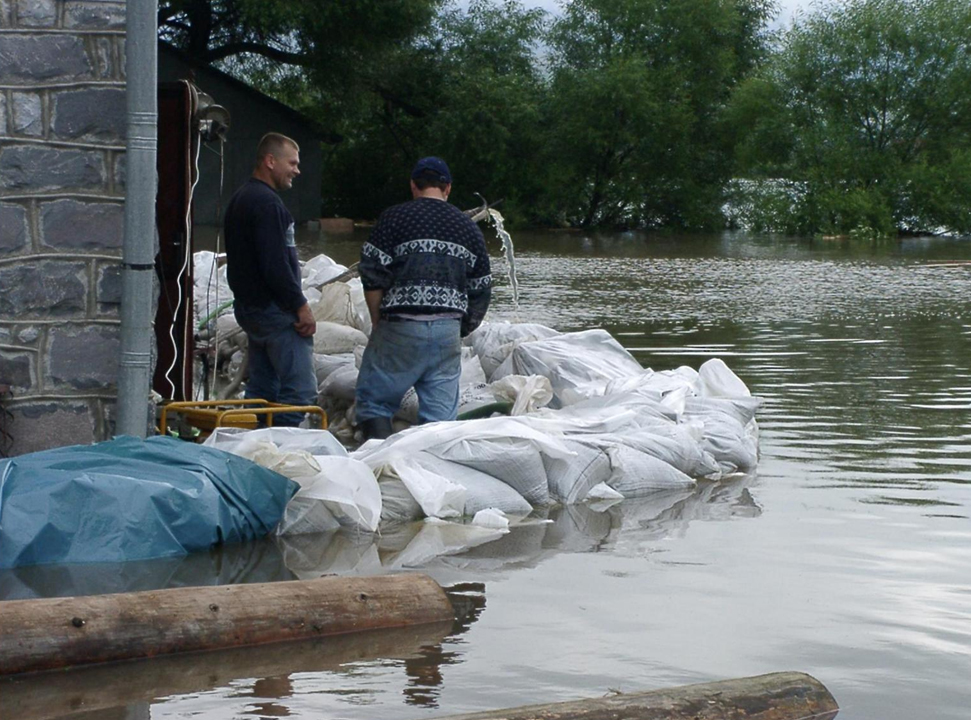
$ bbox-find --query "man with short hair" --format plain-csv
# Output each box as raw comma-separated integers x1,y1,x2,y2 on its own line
224,132,316,426
355,156,492,440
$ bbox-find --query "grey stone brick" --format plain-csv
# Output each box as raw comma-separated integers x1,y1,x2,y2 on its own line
17,326,40,343
0,351,33,390
0,92,8,137
48,324,119,389
64,1,125,29
0,145,107,192
0,0,11,27
93,36,116,80
97,262,122,305
11,91,43,137
52,88,125,142
16,0,57,27
113,151,125,190
6,402,97,456
0,35,93,84
0,201,29,254
0,262,87,317
41,199,123,249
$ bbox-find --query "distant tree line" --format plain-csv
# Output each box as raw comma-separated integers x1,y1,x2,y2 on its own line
160,0,971,235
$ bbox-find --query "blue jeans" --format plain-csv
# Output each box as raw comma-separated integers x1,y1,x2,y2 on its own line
234,302,316,427
356,318,462,425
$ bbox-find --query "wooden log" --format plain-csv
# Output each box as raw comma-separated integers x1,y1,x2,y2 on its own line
0,573,453,675
0,621,453,720
432,672,838,720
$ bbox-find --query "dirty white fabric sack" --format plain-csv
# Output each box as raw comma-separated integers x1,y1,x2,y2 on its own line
502,330,645,407
313,321,368,355
604,445,696,497
318,363,358,403
388,455,466,519
465,321,561,379
193,251,234,327
543,438,612,504
461,346,488,387
430,436,550,506
313,352,356,385
302,254,348,286
378,471,425,523
408,452,532,517
308,282,359,328
204,426,347,458
587,427,722,480
697,357,751,398
346,278,372,336
491,375,553,415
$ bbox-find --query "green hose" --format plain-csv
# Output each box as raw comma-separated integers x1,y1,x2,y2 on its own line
197,298,235,331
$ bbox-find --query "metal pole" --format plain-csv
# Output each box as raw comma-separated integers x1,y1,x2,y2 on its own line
117,1,159,437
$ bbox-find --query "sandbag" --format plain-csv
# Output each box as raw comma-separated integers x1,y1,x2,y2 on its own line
0,436,297,568
604,445,696,497
430,436,550,506
697,357,751,398
464,321,561,379
308,282,360,329
313,321,368,355
277,456,382,534
318,363,359,403
408,452,532,517
313,352,356,385
302,254,348,286
204,427,347,458
543,438,612,504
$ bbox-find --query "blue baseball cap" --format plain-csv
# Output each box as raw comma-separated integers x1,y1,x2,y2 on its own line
411,156,452,184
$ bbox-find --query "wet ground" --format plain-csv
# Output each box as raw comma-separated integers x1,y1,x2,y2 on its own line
3,228,971,719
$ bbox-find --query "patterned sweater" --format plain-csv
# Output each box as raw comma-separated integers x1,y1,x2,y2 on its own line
360,197,492,336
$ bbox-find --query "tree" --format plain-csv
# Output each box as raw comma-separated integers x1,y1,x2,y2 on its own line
729,0,971,235
543,0,776,229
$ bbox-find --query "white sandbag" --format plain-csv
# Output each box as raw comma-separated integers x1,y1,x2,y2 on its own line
430,436,550,506
465,322,561,379
308,282,360,328
543,438,612,504
377,472,424,523
313,321,368,355
472,508,510,529
457,383,501,417
279,455,381,533
697,357,751,398
389,455,466,519
232,438,320,479
604,445,696,497
204,426,347,457
408,452,532,517
461,346,488,387
688,410,759,474
193,251,233,327
276,495,341,535
505,330,645,407
318,363,358,403
346,278,372,336
491,375,553,415
685,396,762,428
302,254,348,286
395,387,420,424
586,482,624,501
586,427,722,480
314,352,356,385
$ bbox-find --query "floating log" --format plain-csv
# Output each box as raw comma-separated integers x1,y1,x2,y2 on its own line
0,573,453,676
432,672,838,720
0,621,453,720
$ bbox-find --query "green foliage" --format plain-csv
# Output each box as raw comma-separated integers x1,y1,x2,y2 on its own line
730,0,971,235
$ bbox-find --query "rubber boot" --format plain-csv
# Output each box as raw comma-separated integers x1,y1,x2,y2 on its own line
361,416,394,441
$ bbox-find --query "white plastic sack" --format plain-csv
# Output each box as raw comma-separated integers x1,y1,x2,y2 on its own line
543,438,612,504
278,456,381,533
388,455,466,519
464,322,561,379
308,282,359,329
313,353,356,385
697,358,751,398
302,254,348,286
491,375,553,415
430,436,550,506
204,426,347,458
408,452,532,517
318,363,358,403
605,445,696,497
502,330,645,407
193,251,234,327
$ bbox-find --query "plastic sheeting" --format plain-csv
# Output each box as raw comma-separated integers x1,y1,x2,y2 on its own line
0,436,298,569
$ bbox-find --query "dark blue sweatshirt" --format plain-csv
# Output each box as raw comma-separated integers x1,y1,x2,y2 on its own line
224,178,306,313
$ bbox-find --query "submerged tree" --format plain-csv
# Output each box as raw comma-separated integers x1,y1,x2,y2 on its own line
729,0,971,236
543,0,776,229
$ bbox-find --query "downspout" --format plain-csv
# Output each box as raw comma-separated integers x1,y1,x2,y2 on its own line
116,1,159,437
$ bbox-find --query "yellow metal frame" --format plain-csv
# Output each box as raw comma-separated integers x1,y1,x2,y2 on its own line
158,399,327,440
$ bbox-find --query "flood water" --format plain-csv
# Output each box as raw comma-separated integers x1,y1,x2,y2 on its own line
4,228,971,720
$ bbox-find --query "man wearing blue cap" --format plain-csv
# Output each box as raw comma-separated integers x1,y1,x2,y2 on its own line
355,157,492,440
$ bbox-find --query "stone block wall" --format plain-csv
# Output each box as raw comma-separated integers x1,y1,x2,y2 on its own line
0,0,126,456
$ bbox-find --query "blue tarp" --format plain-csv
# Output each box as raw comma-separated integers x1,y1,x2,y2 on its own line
0,436,299,569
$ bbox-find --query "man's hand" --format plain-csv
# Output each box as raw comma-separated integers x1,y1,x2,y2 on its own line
294,303,316,337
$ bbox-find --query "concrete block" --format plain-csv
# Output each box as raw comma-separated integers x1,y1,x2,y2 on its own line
16,326,40,343
0,351,33,391
5,402,97,456
11,91,42,137
0,145,107,193
97,262,122,306
16,0,57,27
0,35,93,84
48,324,120,390
0,201,29,254
0,261,87,317
319,218,356,234
52,87,125,142
64,1,126,29
40,199,123,249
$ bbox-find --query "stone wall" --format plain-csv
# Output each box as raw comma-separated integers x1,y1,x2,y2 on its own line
0,0,126,455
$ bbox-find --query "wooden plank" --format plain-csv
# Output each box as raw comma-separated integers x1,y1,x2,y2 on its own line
432,672,838,720
0,573,453,675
